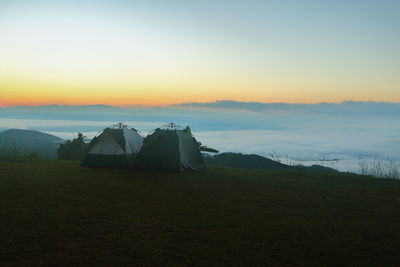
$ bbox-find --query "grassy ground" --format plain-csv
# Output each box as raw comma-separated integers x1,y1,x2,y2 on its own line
1,157,400,266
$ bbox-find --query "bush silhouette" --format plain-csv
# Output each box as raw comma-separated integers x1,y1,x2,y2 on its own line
57,133,88,160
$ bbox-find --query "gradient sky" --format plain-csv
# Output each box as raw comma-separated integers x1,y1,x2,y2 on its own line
0,0,399,106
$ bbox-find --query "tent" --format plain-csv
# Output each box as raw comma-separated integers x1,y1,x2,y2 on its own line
81,123,144,168
133,123,206,171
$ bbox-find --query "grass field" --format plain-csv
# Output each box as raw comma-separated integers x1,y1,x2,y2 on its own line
1,157,400,266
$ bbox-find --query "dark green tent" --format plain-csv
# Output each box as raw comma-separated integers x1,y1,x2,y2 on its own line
133,124,206,171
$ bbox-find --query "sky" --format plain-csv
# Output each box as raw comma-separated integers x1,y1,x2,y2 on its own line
0,0,399,106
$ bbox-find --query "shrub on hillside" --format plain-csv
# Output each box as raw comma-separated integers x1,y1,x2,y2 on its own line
57,133,89,160
0,139,21,156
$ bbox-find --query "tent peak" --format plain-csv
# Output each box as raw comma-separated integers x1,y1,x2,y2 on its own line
159,123,184,130
110,123,129,129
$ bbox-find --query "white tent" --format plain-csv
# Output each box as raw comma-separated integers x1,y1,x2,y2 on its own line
81,123,144,167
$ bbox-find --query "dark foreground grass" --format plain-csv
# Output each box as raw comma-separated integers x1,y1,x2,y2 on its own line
1,157,400,266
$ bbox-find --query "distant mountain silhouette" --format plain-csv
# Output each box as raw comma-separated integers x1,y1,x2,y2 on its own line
178,100,400,115
205,152,338,173
0,129,63,158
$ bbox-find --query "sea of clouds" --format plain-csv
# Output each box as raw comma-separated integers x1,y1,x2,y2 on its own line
1,101,399,173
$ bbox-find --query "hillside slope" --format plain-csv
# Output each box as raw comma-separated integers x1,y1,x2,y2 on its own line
205,152,289,170
1,157,400,265
205,152,337,172
0,129,63,158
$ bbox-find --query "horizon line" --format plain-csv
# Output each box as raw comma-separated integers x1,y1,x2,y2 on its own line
1,99,400,108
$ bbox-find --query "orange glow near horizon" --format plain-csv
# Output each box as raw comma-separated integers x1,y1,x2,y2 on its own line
1,71,399,107
2,90,399,108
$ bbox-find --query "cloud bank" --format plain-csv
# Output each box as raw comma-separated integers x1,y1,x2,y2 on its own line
1,101,399,172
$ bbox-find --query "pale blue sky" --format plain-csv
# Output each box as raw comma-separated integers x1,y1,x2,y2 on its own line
1,0,399,105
